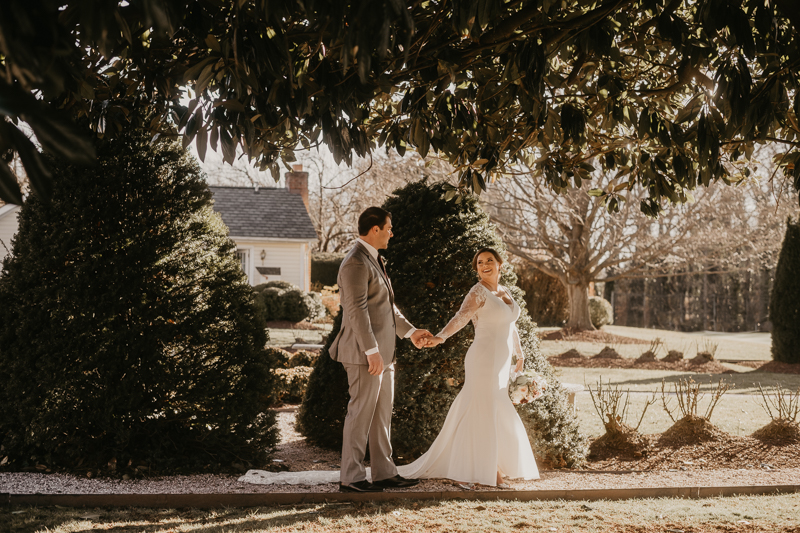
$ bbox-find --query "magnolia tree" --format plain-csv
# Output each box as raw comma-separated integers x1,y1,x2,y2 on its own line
1,1,799,216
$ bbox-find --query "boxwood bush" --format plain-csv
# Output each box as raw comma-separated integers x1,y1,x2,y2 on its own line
254,283,326,322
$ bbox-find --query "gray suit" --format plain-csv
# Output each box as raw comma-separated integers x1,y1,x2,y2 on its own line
330,242,414,484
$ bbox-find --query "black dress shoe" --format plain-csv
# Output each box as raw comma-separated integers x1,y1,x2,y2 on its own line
339,480,384,492
373,475,420,488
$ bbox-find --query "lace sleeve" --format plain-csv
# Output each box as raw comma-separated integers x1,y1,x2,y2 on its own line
512,324,524,360
435,284,486,341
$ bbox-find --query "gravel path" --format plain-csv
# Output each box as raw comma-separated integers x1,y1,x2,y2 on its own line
2,411,799,496
2,468,799,496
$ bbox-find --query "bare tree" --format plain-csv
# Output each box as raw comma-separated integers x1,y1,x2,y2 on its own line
307,150,452,251
484,156,796,330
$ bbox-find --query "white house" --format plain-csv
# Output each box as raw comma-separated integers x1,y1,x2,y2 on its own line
209,166,318,291
0,202,21,272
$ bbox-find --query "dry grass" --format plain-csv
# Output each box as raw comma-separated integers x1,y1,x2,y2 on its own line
4,494,800,533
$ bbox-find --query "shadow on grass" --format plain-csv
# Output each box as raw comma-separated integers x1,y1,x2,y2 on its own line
563,367,800,393
3,502,417,533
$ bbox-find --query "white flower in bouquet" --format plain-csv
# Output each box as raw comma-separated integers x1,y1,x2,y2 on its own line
508,369,547,405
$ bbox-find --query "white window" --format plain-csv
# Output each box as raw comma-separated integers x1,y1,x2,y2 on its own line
235,249,250,278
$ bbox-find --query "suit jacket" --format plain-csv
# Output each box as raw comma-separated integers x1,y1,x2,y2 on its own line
329,242,414,365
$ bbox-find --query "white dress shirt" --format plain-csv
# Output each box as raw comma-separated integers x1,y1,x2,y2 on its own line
355,238,416,355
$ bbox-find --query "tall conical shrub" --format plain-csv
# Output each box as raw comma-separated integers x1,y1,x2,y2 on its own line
296,310,349,448
770,218,800,364
0,127,279,474
298,180,587,467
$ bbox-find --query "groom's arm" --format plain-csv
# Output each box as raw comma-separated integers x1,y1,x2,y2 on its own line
392,305,414,339
393,306,432,348
339,258,378,358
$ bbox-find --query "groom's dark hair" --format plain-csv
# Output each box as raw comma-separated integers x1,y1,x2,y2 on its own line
358,207,392,236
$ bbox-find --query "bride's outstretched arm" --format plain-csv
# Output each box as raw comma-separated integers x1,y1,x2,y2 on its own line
434,285,486,341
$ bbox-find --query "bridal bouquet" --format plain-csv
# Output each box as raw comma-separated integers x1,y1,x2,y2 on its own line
508,370,547,405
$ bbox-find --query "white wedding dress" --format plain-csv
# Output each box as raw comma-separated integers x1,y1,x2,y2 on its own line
238,282,539,488
394,282,539,486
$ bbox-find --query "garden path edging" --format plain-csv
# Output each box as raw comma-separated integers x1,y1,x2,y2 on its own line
3,484,799,508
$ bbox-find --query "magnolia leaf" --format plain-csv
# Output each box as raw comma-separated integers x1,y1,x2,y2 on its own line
196,124,208,162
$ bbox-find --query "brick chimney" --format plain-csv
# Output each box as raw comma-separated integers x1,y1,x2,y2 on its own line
286,163,309,211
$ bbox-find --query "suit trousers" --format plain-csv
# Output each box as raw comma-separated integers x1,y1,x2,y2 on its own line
340,362,398,484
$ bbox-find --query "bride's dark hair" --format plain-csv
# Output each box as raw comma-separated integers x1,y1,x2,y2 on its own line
472,247,504,271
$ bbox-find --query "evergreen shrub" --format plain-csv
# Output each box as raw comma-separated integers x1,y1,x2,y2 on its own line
275,367,314,404
311,252,345,287
515,264,569,326
298,180,587,467
258,287,286,321
296,309,349,449
771,218,800,364
0,128,279,474
266,346,293,368
288,350,319,368
589,296,614,328
281,289,315,322
255,280,297,291
254,282,323,322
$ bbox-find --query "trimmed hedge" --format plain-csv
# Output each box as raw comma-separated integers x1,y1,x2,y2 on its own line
311,252,345,287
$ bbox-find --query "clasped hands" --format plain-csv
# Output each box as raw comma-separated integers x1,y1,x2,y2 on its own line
366,330,444,375
410,329,444,349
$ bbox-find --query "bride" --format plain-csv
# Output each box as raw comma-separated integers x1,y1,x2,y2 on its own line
396,247,539,488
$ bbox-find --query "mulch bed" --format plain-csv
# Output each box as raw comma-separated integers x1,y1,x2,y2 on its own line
588,430,800,472
548,355,735,374
541,328,650,344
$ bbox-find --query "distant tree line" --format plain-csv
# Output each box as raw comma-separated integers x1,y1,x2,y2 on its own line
607,262,774,332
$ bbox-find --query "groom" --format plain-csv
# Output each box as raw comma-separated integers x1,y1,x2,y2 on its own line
329,207,432,492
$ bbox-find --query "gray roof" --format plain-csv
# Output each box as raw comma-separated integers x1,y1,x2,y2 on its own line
209,186,318,240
